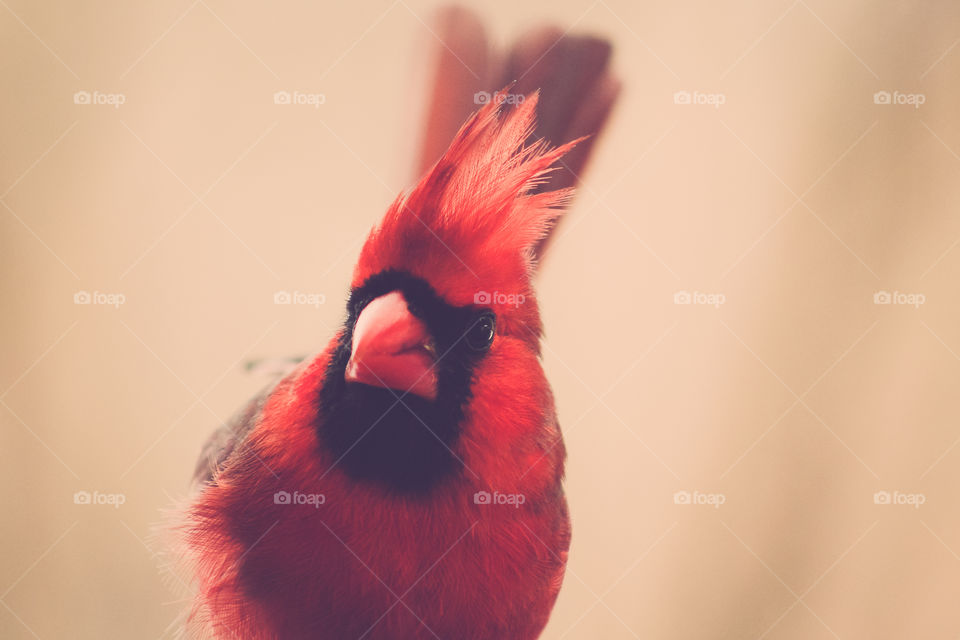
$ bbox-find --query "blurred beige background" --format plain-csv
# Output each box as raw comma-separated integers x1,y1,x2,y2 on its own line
3,0,960,638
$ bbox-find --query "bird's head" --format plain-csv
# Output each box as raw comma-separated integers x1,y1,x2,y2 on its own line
319,92,578,493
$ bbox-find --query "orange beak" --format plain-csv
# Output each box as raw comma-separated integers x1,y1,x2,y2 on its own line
344,291,438,401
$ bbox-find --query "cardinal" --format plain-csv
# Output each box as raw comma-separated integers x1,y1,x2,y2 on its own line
179,9,617,639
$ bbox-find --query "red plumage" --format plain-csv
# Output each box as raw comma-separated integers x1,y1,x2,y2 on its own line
183,95,571,640
354,92,578,344
178,11,617,638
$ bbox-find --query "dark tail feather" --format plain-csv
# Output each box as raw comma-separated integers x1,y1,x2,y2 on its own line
502,27,619,192
416,6,494,176
417,6,620,260
500,27,620,257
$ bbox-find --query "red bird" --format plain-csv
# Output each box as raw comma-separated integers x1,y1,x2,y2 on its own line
179,11,617,639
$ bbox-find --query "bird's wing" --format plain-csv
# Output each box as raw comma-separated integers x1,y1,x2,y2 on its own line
192,355,306,486
242,355,305,378
191,383,274,487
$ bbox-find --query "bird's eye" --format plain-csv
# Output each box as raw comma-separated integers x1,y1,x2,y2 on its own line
465,312,496,352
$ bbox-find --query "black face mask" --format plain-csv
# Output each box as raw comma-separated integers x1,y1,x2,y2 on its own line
318,270,496,494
